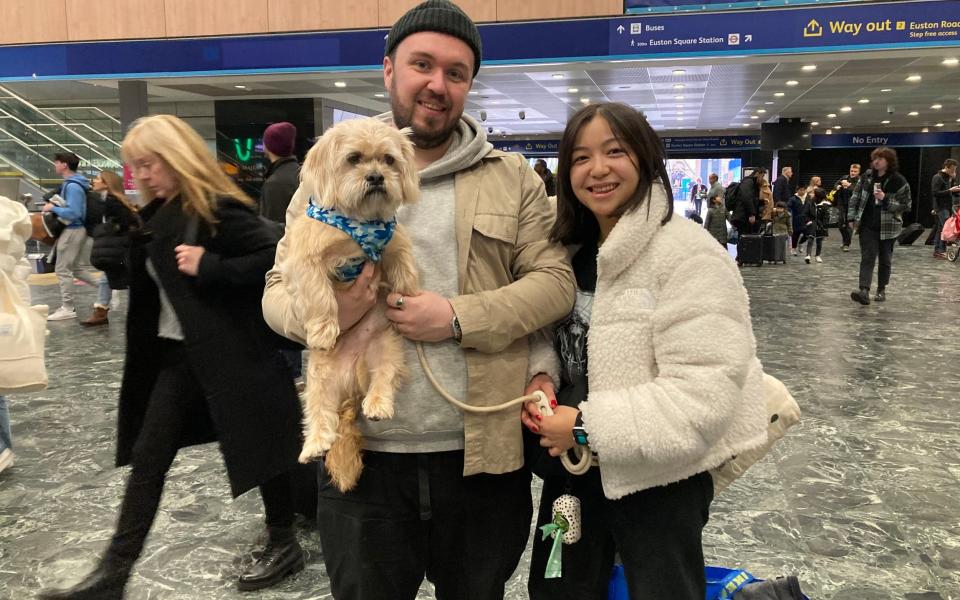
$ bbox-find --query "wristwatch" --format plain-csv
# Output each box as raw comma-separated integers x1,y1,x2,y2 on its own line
451,315,462,343
572,411,589,446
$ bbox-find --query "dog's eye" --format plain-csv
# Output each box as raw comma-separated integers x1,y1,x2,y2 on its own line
347,152,362,165
383,154,396,166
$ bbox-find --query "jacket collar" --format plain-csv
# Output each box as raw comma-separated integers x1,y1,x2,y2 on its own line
597,183,670,282
265,156,298,178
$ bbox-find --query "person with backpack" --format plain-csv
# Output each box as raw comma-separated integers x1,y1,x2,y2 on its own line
42,152,101,322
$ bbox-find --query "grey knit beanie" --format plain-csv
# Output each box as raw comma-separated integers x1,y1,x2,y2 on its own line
385,1,482,77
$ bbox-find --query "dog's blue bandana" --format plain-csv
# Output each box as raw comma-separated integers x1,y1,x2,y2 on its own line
305,198,397,282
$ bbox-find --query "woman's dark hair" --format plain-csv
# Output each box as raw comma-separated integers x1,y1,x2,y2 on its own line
871,146,898,172
810,187,826,202
550,103,673,245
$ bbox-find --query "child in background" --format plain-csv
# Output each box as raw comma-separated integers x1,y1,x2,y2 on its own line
704,194,730,247
788,185,806,256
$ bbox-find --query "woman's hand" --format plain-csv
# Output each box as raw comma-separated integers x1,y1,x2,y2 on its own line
175,244,205,276
538,406,579,457
521,374,557,433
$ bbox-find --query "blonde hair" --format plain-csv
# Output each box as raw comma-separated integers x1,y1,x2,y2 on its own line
98,170,138,214
121,114,251,226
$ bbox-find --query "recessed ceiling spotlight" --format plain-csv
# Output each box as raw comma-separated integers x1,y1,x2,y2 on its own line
936,122,945,127
233,85,246,89
374,93,385,98
673,84,685,89
765,101,774,105
334,81,347,88
906,74,922,82
881,120,891,124
825,129,833,135
672,69,686,75
881,88,892,92
957,118,960,122
942,58,959,66
810,121,819,126
858,98,870,104
468,90,478,95
840,106,852,112
757,109,767,114
801,65,817,72
922,127,930,132
750,115,759,119
580,97,590,104
677,111,685,115
827,113,837,118
786,80,799,86
552,73,565,79
742,123,750,127
674,95,685,100
908,111,919,116
931,104,942,109
567,87,579,93
677,117,684,121
833,125,841,130
774,92,785,97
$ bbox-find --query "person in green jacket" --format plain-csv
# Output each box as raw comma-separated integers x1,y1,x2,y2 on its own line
771,201,793,236
703,193,729,246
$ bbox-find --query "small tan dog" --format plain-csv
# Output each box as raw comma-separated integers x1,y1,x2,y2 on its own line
283,118,420,491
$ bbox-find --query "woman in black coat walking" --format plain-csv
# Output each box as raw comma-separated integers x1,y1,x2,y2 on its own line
39,115,304,599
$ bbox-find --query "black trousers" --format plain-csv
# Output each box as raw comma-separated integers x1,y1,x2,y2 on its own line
529,469,713,600
316,450,533,600
858,228,896,291
108,344,294,564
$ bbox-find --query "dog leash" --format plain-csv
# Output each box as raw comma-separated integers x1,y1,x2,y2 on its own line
415,342,594,475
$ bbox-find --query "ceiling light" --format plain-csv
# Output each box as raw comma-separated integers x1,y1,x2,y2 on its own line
957,118,960,122
774,92,785,97
757,109,767,114
942,58,959,66
881,88,892,92
567,87,579,93
825,129,833,135
786,80,799,86
765,101,774,105
881,120,890,124
673,84,685,89
677,117,684,121
742,123,750,127
827,113,837,118
233,85,246,89
677,111,685,115
840,106,852,112
801,65,817,72
906,74,922,82
833,125,841,130
552,73,564,79
374,92,386,98
672,69,686,75
468,90,478,95
674,95,685,100
936,122,945,127
922,127,930,132
931,104,942,109
858,98,870,104
750,115,759,119
334,81,347,87
810,121,819,126
580,97,590,104
908,111,919,116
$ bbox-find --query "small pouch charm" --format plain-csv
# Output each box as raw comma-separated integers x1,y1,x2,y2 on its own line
539,494,582,579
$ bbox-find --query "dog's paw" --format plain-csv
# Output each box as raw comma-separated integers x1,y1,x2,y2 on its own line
306,320,339,351
361,393,395,422
298,432,336,463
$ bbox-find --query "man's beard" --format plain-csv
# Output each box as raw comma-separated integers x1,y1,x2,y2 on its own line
390,89,459,150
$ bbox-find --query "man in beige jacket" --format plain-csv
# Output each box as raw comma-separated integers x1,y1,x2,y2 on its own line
261,2,574,598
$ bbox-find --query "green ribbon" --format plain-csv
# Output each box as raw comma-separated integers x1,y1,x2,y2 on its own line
539,512,569,579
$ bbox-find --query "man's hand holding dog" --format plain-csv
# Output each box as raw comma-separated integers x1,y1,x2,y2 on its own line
385,291,456,342
335,262,380,331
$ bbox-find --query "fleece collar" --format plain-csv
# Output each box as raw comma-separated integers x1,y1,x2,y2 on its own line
597,183,671,282
305,198,396,282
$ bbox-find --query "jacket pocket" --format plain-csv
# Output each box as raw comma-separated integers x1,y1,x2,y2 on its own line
472,213,518,245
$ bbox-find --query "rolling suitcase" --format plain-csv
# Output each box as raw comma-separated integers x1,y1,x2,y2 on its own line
897,223,924,245
738,234,764,266
762,234,788,264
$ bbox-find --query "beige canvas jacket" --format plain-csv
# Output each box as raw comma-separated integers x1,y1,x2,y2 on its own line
262,149,575,476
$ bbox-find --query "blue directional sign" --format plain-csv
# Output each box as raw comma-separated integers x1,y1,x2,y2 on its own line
662,135,761,151
812,131,960,148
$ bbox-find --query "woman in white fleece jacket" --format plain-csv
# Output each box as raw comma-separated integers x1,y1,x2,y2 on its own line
524,103,768,600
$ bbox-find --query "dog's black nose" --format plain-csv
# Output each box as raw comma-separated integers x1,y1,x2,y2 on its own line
366,172,385,186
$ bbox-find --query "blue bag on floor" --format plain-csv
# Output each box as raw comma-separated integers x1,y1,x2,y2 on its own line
607,565,758,600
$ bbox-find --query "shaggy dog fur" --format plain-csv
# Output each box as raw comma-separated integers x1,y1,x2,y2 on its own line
282,118,420,491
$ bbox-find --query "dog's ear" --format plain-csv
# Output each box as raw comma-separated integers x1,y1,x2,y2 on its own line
302,129,342,205
398,135,420,205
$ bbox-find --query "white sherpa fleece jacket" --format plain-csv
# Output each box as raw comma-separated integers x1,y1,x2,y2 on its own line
579,184,768,500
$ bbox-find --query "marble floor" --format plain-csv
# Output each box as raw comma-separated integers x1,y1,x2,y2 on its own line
1,240,959,600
